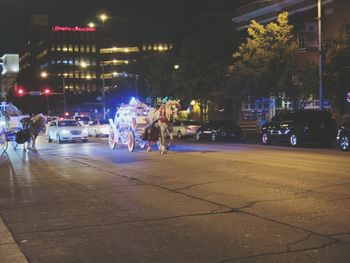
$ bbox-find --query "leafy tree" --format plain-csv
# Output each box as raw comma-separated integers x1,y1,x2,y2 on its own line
132,52,176,102
230,12,318,110
325,33,350,116
177,15,236,121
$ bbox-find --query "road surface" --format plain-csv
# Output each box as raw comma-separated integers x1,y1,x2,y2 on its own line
0,136,349,262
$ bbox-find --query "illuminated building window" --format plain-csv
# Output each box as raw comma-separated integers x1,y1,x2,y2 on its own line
62,45,68,52
169,44,173,49
86,45,90,52
81,85,86,91
69,85,74,91
142,44,147,51
80,45,85,52
57,60,61,64
68,59,73,65
148,44,152,50
51,45,55,52
92,45,96,52
74,72,79,78
69,72,73,78
56,45,61,51
74,44,79,52
81,71,85,79
68,44,73,52
51,60,55,64
75,58,79,65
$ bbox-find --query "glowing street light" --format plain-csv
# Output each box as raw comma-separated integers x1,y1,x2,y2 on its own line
174,64,180,70
40,71,48,78
88,22,95,28
99,14,108,23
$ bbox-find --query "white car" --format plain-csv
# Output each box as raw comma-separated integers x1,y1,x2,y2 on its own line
47,119,89,143
88,120,110,137
172,120,201,139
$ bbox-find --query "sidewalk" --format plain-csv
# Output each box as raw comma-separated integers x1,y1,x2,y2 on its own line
0,217,28,263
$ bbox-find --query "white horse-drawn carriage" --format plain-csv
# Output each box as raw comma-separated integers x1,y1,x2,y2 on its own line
108,98,149,152
108,97,181,154
0,102,26,152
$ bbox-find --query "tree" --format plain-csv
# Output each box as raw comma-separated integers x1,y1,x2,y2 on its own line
325,33,350,116
133,52,176,102
230,12,318,110
177,15,236,121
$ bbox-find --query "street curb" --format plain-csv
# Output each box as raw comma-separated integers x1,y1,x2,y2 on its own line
0,216,28,263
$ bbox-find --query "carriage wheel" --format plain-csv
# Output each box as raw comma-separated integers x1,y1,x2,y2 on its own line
127,130,135,152
11,140,18,150
0,132,8,152
108,127,117,150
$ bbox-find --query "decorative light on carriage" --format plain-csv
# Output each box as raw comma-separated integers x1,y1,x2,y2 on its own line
129,97,138,105
190,100,196,106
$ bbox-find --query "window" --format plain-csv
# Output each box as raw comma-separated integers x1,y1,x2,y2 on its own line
51,45,55,52
56,44,61,51
91,45,96,52
80,45,85,52
86,45,90,52
68,44,73,52
74,44,79,52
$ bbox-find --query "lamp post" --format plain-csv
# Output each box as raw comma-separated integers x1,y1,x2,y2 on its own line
62,74,67,114
98,13,109,120
318,0,323,110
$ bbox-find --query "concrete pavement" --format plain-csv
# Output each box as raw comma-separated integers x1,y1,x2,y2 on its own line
0,136,349,262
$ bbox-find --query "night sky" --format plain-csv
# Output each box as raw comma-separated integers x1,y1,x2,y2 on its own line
0,0,250,54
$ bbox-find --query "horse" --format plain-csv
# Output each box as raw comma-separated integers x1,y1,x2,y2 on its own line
145,100,181,154
19,114,47,150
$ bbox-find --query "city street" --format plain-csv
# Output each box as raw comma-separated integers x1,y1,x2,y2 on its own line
0,137,349,263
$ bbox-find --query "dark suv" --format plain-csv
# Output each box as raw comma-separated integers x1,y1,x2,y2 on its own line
260,111,336,147
195,120,242,142
337,122,350,151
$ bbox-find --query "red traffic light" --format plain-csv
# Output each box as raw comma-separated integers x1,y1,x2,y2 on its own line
43,88,51,95
15,86,26,96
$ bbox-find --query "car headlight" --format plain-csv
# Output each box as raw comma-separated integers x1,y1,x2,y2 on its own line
61,129,70,135
82,128,89,134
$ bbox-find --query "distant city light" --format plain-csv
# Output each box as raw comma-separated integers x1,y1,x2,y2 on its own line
88,22,95,28
40,71,48,78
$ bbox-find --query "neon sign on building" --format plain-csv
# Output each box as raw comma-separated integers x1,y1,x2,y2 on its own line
52,26,96,32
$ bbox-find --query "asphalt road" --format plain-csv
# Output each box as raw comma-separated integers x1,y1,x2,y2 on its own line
0,136,350,263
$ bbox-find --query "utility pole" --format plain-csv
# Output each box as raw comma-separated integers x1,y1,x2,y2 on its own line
102,62,106,119
318,0,323,110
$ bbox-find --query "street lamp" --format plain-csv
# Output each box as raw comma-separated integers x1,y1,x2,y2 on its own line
41,71,68,114
317,0,323,110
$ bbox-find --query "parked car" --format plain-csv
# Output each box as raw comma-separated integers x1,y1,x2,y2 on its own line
260,110,337,147
195,120,242,142
172,120,201,139
337,122,350,151
88,120,110,137
47,119,89,143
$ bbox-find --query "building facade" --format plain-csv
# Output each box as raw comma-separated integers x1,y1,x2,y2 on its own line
232,0,350,119
18,14,174,115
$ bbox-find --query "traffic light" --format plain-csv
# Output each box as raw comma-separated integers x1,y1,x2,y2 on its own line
43,88,51,95
15,86,26,96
